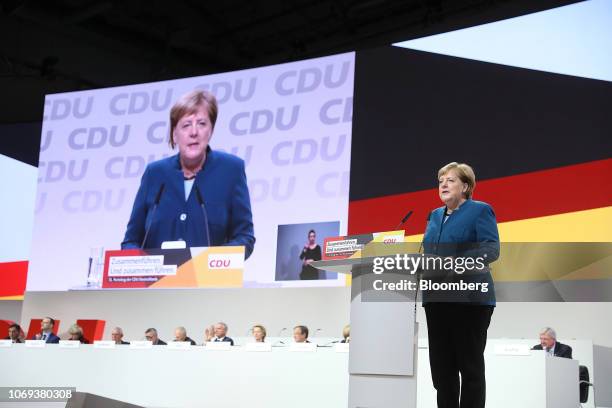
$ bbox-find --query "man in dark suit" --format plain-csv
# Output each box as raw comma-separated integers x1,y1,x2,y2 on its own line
5,323,24,343
144,328,167,345
532,327,573,358
174,326,197,345
205,322,234,346
293,325,311,343
111,327,130,345
31,317,60,344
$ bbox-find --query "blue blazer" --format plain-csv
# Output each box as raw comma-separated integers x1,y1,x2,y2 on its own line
422,199,500,305
32,333,60,344
122,149,255,259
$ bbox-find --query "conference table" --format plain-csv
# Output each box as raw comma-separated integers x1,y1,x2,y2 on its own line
0,339,588,408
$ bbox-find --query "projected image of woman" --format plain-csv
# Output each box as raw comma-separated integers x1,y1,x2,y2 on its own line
422,162,499,408
299,229,322,280
121,90,255,258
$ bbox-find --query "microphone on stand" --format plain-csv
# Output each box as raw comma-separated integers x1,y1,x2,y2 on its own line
418,211,432,255
141,184,165,249
314,328,335,347
273,327,287,346
415,211,433,310
395,210,413,230
193,185,212,247
318,340,339,347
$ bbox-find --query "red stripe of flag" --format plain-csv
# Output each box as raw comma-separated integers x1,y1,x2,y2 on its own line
349,158,612,235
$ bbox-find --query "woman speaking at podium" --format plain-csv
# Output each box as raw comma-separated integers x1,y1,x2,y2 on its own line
422,162,499,408
121,90,255,258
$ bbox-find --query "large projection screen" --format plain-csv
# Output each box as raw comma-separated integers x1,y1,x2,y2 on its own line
28,52,355,291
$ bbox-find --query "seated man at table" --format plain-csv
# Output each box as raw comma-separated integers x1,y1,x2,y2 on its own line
532,327,572,358
174,326,197,345
111,327,130,345
205,322,234,346
145,328,167,345
5,323,23,343
68,324,89,344
32,317,60,343
293,325,310,343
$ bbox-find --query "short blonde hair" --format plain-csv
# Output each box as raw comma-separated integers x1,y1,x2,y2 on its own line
342,324,350,340
68,324,83,336
438,162,476,199
169,90,218,149
253,324,267,340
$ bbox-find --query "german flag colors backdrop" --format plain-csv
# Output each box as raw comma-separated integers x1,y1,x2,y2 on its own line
348,46,612,244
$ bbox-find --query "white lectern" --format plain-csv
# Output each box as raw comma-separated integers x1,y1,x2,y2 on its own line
313,250,419,408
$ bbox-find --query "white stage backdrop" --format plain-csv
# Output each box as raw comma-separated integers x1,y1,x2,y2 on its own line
28,52,355,291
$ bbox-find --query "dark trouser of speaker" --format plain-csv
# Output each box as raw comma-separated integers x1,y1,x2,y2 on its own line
579,365,592,403
66,392,144,408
